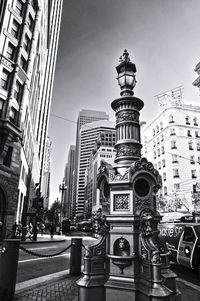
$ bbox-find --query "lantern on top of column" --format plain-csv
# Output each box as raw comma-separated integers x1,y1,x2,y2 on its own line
116,49,137,96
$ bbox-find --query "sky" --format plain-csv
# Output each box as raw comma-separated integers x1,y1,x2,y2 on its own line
48,0,200,205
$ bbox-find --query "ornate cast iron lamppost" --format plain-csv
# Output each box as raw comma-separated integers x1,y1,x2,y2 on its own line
77,50,181,301
112,49,143,171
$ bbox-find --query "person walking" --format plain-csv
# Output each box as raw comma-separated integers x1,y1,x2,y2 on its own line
49,222,55,239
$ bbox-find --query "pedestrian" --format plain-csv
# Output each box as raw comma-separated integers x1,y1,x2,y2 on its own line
17,221,22,238
49,222,55,239
56,224,60,235
12,222,17,238
41,223,45,235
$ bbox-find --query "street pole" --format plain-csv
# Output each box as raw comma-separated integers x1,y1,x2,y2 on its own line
59,181,67,232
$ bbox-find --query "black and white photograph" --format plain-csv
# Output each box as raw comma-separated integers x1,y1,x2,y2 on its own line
0,0,200,300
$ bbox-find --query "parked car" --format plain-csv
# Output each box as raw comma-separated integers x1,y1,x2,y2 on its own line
158,222,200,275
76,221,92,232
70,224,76,231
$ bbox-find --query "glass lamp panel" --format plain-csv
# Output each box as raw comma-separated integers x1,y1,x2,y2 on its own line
118,74,126,87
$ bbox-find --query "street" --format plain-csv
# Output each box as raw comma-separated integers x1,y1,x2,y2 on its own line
16,234,200,291
16,235,96,283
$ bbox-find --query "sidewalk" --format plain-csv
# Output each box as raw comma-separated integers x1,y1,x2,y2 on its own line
14,271,200,301
14,271,79,301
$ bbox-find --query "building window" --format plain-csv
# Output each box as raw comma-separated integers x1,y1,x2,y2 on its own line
23,34,31,53
170,128,175,136
153,151,156,159
173,169,179,178
194,117,198,126
160,122,163,130
185,116,190,125
156,125,159,133
164,186,167,195
162,159,166,167
20,56,28,72
163,172,166,181
189,141,193,150
153,140,156,147
30,0,37,10
191,170,197,179
195,131,199,138
9,107,17,124
3,146,13,167
197,142,200,151
157,137,160,145
158,161,161,169
0,69,10,90
174,183,180,191
27,14,34,32
198,157,200,164
187,130,192,137
161,146,165,154
11,19,20,39
144,147,147,153
171,140,177,149
154,163,157,169
15,0,24,16
14,80,23,103
0,98,3,117
161,134,164,141
153,128,155,136
157,148,160,157
144,136,147,143
172,154,178,163
190,156,195,164
169,114,174,123
6,42,16,61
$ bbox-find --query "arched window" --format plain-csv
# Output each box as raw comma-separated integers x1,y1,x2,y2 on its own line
169,114,174,123
161,146,165,154
157,148,160,156
160,122,163,130
189,141,193,150
171,141,177,149
194,117,198,126
185,116,190,125
156,125,159,133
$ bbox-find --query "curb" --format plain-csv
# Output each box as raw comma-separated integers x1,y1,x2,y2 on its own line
15,266,84,295
20,239,66,244
15,270,70,294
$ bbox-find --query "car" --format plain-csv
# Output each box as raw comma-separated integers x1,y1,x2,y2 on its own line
158,222,200,276
70,224,76,231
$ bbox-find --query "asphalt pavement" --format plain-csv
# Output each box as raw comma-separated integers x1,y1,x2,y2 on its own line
14,234,200,301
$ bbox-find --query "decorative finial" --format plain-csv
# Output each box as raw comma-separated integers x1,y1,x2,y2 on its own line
119,49,130,63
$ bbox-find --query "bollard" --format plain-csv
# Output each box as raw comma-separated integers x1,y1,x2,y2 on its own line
70,238,82,276
0,239,20,301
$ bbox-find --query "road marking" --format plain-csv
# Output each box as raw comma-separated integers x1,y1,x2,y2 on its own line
18,253,70,263
177,277,200,292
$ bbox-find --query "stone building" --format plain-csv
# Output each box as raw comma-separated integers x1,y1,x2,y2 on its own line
84,143,116,217
0,0,63,235
141,87,200,212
